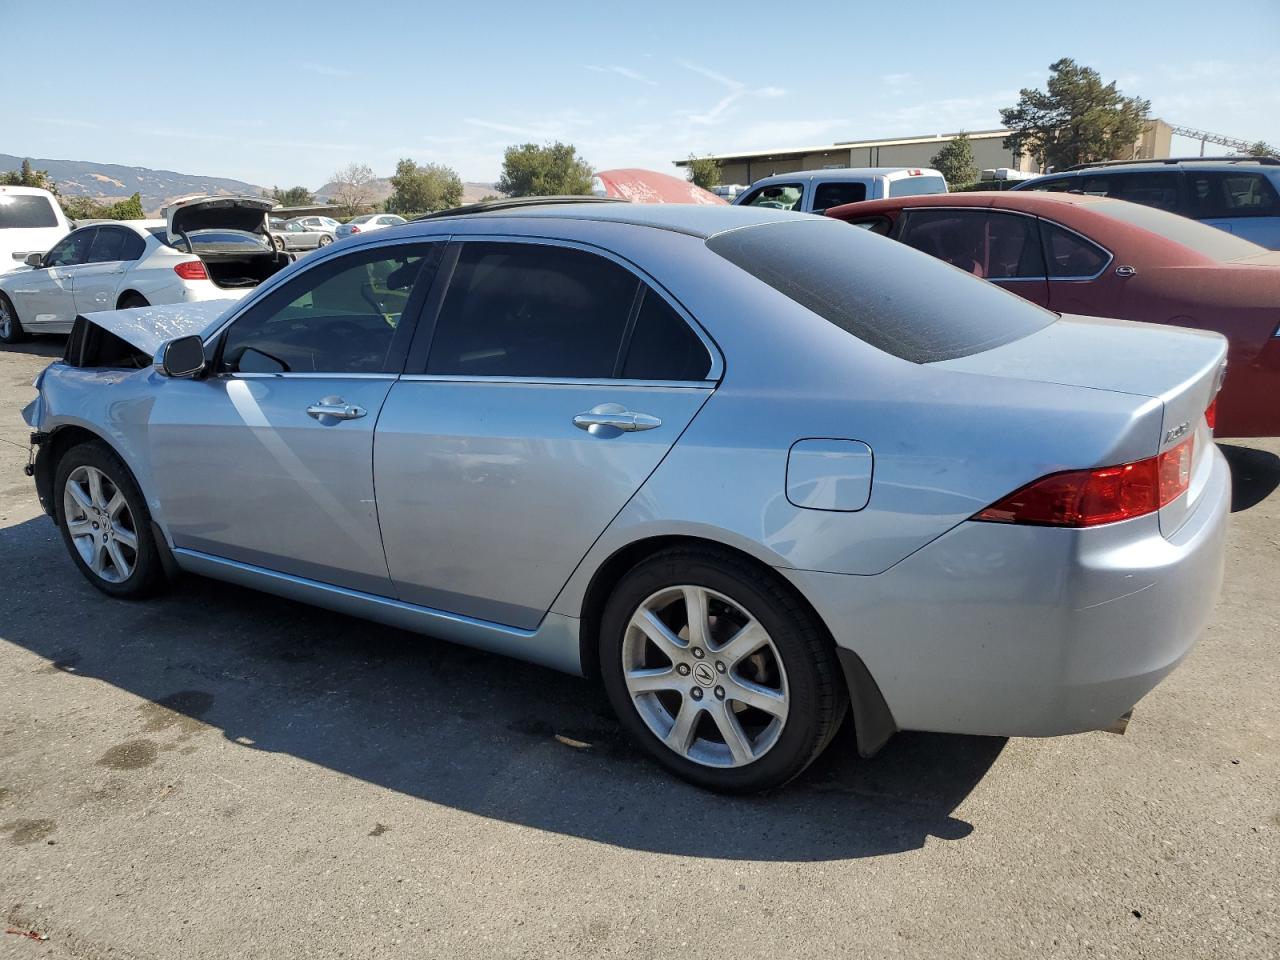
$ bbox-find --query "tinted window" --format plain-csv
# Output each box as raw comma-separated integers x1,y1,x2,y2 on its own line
812,182,867,212
0,194,59,228
426,242,638,378
87,227,142,263
622,290,711,381
173,230,272,254
1039,221,1110,278
45,229,94,267
220,246,429,374
888,174,948,198
1186,171,1279,219
708,218,1056,363
1022,176,1078,193
896,210,1043,279
741,184,804,211
1078,171,1181,212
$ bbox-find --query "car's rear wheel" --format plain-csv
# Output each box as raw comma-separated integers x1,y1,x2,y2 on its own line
0,293,27,344
318,234,333,247
118,292,148,309
54,442,166,599
600,546,847,793
272,234,286,252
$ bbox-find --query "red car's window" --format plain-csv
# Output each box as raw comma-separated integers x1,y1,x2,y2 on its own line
1038,221,1111,279
897,210,1046,280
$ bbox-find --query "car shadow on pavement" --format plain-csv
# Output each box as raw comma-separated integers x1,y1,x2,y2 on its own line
0,514,1003,863
1219,443,1280,513
0,338,64,359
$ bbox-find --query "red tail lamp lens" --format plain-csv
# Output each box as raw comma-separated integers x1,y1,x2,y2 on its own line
1204,397,1217,430
974,437,1194,527
173,260,208,280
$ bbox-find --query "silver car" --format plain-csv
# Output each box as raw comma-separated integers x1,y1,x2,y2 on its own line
21,198,1230,793
270,216,338,252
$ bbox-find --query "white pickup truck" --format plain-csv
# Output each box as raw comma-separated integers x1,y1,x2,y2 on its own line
734,167,948,214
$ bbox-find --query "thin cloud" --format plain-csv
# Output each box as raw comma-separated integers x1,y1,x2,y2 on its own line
681,61,745,91
586,64,658,87
881,72,913,87
464,118,564,141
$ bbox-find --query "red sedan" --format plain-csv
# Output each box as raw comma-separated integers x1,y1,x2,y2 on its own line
826,192,1280,436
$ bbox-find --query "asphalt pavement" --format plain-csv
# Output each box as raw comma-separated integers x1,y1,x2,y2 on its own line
0,339,1276,959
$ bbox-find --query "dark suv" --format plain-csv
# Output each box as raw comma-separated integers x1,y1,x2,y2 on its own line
1013,157,1280,249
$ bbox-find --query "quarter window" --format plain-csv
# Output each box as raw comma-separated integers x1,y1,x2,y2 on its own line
1186,172,1279,219
219,245,431,374
1039,221,1110,278
426,243,638,379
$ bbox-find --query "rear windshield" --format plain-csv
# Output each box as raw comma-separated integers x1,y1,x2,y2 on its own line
706,218,1056,363
0,194,59,229
889,175,947,198
1095,198,1265,261
169,229,271,253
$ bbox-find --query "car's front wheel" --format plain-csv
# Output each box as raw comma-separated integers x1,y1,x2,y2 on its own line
0,293,27,344
600,547,847,793
54,442,166,598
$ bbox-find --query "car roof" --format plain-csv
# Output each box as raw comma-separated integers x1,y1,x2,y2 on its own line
825,190,1122,216
418,200,811,239
1033,158,1280,177
0,184,59,198
748,167,941,187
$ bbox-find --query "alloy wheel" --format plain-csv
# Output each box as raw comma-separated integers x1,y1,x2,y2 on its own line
621,585,789,768
62,465,138,583
0,301,12,339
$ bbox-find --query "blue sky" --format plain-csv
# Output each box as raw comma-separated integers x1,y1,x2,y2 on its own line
5,0,1278,188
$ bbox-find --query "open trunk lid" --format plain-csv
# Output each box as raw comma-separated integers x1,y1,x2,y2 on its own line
936,313,1228,537
166,196,274,246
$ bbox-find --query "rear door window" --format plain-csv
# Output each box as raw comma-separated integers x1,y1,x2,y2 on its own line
86,227,138,263
740,183,804,211
812,182,867,213
1022,176,1078,193
898,210,1046,280
1079,171,1182,213
1038,221,1111,278
425,242,638,379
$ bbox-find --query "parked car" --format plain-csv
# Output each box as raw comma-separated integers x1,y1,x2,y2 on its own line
824,191,1279,437
733,167,947,215
1013,157,1280,249
270,217,337,252
23,198,1228,793
0,196,291,343
334,213,406,240
0,184,71,275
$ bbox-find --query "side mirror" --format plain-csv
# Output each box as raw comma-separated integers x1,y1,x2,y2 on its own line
25,252,44,268
155,335,206,378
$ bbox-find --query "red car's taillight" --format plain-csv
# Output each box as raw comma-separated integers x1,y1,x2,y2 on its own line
974,436,1194,527
173,260,208,280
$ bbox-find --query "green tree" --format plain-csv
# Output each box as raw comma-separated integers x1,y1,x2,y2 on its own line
685,155,721,190
59,192,146,221
1247,141,1277,158
1,158,58,193
1000,59,1150,171
386,158,463,214
496,142,593,197
270,185,315,207
930,132,978,188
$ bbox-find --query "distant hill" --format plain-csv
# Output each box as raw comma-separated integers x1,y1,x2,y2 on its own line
0,154,265,216
313,179,500,206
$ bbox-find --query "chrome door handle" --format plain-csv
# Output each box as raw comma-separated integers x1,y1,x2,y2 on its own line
306,396,366,421
573,403,662,433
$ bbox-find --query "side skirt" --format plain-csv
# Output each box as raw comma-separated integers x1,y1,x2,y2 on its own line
172,548,584,675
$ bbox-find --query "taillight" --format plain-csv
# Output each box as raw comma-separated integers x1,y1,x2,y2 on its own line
173,260,208,281
348,225,361,234
1204,397,1217,431
974,437,1194,527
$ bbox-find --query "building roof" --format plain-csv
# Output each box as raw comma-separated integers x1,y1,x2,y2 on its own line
674,129,1012,166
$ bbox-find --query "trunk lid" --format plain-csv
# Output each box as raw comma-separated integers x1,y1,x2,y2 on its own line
77,300,235,356
166,196,274,246
936,313,1227,537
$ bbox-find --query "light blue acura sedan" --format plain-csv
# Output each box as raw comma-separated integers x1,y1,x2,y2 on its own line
22,197,1230,792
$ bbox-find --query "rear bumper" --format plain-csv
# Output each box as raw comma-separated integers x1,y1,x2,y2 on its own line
785,444,1230,738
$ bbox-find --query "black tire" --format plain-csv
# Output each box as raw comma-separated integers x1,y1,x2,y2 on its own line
118,292,149,309
599,546,847,793
318,234,333,247
53,441,167,599
0,293,27,344
273,234,286,252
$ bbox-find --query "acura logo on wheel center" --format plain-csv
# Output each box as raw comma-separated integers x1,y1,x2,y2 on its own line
692,661,716,686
